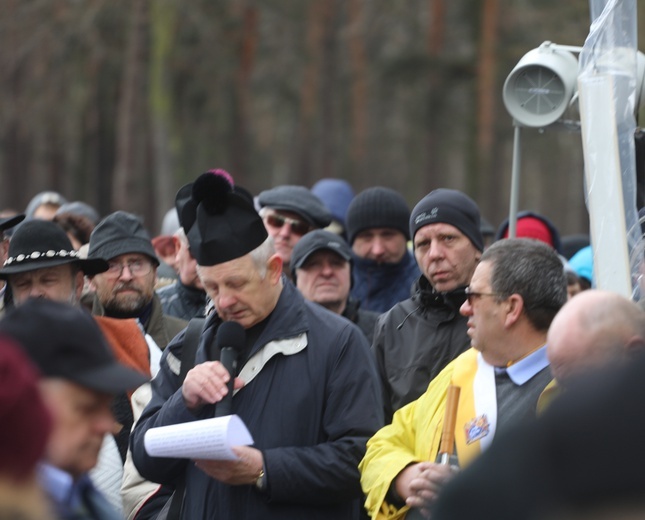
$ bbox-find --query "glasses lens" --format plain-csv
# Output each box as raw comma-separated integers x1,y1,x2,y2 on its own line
289,220,310,236
266,214,286,228
266,214,309,236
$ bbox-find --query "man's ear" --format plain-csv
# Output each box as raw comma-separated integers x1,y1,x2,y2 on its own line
266,254,283,285
626,336,645,355
74,270,85,300
504,293,524,328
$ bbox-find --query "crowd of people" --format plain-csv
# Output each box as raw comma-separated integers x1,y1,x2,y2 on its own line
0,174,636,520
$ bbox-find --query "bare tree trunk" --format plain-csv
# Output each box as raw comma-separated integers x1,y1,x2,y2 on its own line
348,0,368,183
149,0,177,228
424,0,445,192
294,0,334,185
229,1,258,185
474,0,500,206
113,0,148,214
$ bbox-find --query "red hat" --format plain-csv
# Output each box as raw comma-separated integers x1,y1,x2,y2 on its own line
0,337,52,481
503,216,555,248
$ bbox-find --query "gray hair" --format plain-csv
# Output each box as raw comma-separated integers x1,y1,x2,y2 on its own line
482,238,567,331
249,236,276,278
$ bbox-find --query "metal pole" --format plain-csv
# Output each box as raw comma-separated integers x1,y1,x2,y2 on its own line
508,124,521,238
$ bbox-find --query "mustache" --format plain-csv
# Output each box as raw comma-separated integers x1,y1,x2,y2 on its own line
114,282,142,293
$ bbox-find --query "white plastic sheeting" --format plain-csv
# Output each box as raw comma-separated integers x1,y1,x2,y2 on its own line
578,0,642,298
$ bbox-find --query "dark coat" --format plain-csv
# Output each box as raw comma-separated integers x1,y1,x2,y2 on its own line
372,276,471,423
156,280,207,321
131,281,384,519
342,297,379,344
350,250,420,314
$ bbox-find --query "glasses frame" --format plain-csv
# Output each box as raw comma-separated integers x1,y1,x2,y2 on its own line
105,259,153,279
263,213,311,237
464,286,503,305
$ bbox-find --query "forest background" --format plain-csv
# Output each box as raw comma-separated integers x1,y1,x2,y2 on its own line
3,0,645,236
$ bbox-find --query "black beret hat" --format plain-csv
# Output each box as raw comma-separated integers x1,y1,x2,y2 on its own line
177,172,268,266
88,211,159,265
258,185,332,229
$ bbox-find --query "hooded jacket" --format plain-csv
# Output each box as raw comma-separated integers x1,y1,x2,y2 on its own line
372,276,471,423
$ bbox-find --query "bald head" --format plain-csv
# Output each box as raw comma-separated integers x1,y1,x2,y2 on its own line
547,290,645,384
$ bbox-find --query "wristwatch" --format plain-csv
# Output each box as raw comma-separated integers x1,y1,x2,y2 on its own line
255,468,266,491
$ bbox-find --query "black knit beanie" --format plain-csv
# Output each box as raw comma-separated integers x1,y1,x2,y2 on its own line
345,187,410,244
410,188,484,251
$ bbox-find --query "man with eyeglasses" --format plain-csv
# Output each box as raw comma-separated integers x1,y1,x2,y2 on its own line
372,188,484,424
87,211,187,350
360,238,566,519
257,185,332,276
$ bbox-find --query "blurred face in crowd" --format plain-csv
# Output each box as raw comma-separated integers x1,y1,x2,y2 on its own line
175,234,203,290
413,222,481,292
90,253,156,315
198,252,282,329
296,250,351,315
10,264,84,306
352,228,408,264
261,209,311,267
32,203,60,221
39,378,115,477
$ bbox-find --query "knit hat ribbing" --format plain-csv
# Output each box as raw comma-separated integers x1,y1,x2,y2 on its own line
345,187,410,244
410,188,483,251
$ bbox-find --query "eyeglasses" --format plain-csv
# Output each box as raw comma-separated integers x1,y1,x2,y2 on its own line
105,259,153,279
464,287,502,305
264,213,311,236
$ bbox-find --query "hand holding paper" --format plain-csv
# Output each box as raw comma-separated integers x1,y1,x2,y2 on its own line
144,414,254,461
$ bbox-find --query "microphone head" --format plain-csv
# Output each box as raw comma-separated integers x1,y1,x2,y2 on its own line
215,321,246,351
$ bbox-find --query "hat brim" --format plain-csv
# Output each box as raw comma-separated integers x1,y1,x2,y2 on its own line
0,257,108,278
0,214,25,232
293,247,352,270
74,362,148,394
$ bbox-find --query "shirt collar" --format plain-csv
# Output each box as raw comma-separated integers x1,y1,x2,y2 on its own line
505,345,549,385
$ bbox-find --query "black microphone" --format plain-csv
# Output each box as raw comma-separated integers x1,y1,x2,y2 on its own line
211,321,245,417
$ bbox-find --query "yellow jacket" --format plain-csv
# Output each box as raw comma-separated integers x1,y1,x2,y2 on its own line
359,349,484,520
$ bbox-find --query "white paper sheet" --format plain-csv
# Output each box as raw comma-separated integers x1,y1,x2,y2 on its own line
143,414,254,460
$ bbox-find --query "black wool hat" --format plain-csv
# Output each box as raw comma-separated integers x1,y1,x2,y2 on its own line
88,211,159,265
410,188,483,251
258,186,332,228
0,299,148,394
179,172,268,266
345,187,410,244
0,219,108,278
290,229,352,275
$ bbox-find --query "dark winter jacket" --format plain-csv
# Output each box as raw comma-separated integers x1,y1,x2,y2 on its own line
372,276,471,423
343,297,379,344
131,280,383,519
156,280,207,321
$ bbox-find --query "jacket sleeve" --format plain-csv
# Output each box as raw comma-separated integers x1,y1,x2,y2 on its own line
371,311,396,423
262,324,384,506
359,366,453,519
129,333,202,485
